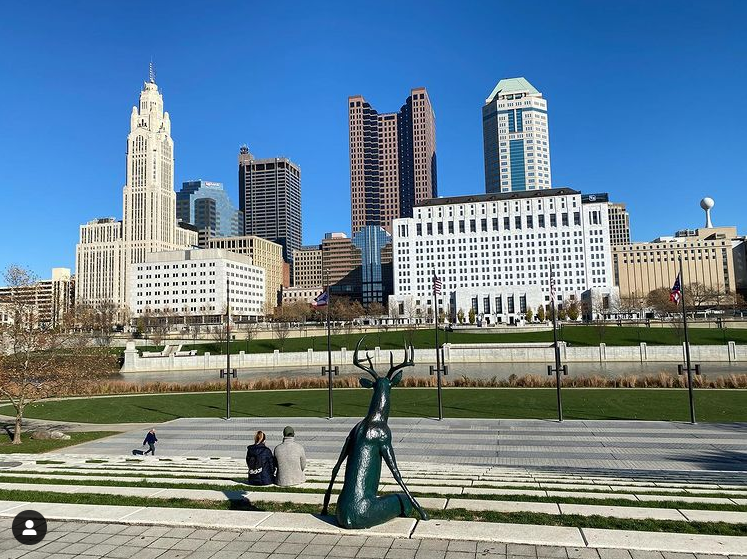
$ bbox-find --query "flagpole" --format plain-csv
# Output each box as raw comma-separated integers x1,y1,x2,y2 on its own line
679,256,696,424
225,277,231,420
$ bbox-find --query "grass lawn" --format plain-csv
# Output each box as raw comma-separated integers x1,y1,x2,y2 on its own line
137,326,747,355
2,388,746,423
0,431,118,454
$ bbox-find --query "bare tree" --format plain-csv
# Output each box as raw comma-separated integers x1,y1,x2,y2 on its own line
0,266,117,444
646,287,677,319
271,307,292,351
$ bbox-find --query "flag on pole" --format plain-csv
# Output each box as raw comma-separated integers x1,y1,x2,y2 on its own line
549,270,556,300
670,274,682,304
433,274,442,295
313,290,329,307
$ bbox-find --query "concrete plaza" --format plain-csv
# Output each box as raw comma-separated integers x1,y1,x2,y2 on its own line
53,418,747,472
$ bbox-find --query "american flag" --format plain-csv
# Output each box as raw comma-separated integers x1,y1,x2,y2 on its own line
549,270,556,300
670,274,682,304
433,274,442,295
313,290,329,307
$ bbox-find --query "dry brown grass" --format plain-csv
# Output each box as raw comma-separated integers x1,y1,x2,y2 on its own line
63,371,747,396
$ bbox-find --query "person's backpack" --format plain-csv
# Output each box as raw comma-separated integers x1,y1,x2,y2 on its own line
247,448,262,475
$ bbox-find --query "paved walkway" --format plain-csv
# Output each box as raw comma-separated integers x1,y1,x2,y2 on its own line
50,418,747,471
1,518,745,559
0,414,150,433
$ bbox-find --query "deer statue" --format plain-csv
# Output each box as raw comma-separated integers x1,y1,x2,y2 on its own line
321,337,429,529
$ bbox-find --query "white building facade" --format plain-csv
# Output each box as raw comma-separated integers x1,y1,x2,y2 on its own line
483,77,551,194
390,188,615,324
75,73,198,310
129,249,265,321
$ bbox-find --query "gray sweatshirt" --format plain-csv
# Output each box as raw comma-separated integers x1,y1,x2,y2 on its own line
273,436,307,486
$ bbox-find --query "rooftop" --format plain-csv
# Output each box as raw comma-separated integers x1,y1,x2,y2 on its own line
486,77,540,103
415,188,581,208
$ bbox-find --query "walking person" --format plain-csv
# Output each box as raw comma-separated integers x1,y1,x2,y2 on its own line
246,431,274,486
274,426,306,487
143,429,158,456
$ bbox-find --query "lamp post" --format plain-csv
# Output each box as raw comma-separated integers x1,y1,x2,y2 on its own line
547,260,567,422
675,255,699,424
320,263,338,418
220,277,236,420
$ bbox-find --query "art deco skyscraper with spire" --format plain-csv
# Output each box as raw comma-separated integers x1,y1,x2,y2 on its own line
75,69,197,308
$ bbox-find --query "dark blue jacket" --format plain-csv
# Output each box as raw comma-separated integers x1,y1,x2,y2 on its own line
246,442,275,485
143,432,157,445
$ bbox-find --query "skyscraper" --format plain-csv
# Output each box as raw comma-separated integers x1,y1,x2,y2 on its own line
75,71,198,308
349,87,437,235
238,146,302,263
482,77,551,193
607,202,631,246
177,180,242,239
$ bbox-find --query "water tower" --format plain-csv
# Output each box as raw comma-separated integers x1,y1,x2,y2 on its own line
700,197,714,228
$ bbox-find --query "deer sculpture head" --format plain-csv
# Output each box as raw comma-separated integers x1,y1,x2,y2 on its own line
353,337,414,420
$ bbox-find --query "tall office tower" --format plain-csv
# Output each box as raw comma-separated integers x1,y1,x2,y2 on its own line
76,71,198,308
177,180,242,239
348,87,437,235
482,77,551,193
238,146,302,263
607,201,631,246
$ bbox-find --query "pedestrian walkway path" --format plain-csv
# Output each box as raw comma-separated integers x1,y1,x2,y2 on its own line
2,517,743,559
49,417,747,471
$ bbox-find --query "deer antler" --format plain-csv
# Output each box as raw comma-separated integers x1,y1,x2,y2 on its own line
353,337,378,379
386,344,414,379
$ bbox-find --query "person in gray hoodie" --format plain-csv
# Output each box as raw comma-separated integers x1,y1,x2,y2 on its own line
273,426,306,486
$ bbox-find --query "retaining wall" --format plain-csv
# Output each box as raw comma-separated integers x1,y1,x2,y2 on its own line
121,341,745,373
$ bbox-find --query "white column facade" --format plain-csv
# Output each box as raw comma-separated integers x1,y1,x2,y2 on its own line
390,188,613,322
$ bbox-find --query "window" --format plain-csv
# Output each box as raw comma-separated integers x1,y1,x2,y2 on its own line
483,297,491,313
573,212,581,225
550,214,557,227
504,217,510,230
416,223,422,236
492,217,499,231
459,220,465,233
426,223,432,235
519,295,527,313
470,220,476,233
507,295,515,313
526,215,533,229
495,296,503,314
437,222,443,234
539,214,545,228
471,297,478,313
448,221,454,234
481,218,487,232
515,216,522,229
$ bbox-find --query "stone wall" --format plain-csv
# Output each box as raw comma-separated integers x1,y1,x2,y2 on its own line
121,341,745,373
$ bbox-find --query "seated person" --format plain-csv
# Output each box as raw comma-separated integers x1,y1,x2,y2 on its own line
274,426,306,487
246,430,274,485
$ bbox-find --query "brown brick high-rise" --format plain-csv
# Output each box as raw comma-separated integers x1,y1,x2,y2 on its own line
348,87,437,234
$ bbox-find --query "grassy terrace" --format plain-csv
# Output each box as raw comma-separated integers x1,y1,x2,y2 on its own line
136,326,747,355
2,388,746,423
0,488,744,535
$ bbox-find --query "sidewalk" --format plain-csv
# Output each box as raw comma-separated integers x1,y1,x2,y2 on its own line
1,515,745,559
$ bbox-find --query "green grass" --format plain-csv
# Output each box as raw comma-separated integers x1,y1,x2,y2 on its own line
2,388,746,423
137,325,747,355
0,431,118,454
0,474,745,512
0,488,744,535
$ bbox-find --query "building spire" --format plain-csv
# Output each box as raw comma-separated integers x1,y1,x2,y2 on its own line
149,59,156,84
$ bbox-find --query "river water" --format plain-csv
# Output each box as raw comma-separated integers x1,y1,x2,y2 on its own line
115,361,747,385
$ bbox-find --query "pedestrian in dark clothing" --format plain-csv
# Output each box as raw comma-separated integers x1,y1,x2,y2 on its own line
246,430,274,485
143,429,157,455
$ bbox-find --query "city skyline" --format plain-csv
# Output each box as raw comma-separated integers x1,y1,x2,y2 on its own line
1,2,745,277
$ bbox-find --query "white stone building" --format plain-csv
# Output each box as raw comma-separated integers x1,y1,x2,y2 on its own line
75,72,198,310
281,286,324,306
390,188,615,324
129,249,265,322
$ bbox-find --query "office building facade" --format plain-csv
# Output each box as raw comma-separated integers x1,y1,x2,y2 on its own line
75,73,198,308
390,188,614,324
238,146,302,262
352,226,392,306
482,77,551,193
177,180,242,239
0,267,75,328
349,87,437,234
607,201,631,246
129,249,265,321
201,235,284,311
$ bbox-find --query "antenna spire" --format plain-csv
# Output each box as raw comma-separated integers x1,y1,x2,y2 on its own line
149,59,156,84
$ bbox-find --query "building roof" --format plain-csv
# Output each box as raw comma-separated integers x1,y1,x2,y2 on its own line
486,77,540,103
415,188,581,208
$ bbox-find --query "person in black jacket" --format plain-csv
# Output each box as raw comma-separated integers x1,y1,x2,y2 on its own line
143,429,157,455
246,431,274,485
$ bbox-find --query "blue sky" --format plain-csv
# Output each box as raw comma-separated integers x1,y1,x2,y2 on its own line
0,1,745,278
